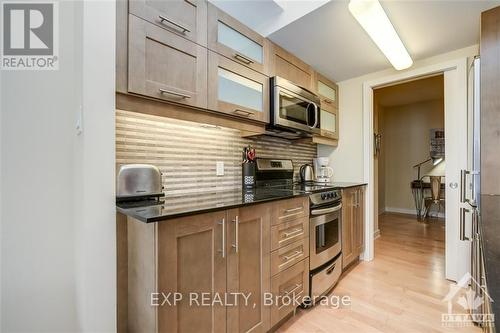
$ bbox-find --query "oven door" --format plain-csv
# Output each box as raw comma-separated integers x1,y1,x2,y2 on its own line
274,86,320,134
309,203,342,270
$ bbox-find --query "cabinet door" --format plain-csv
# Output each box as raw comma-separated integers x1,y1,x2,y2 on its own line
208,51,269,123
208,3,268,74
354,187,365,254
128,14,207,108
270,43,312,90
341,188,356,269
227,204,271,333
315,72,339,108
320,101,339,140
157,211,227,333
129,0,207,46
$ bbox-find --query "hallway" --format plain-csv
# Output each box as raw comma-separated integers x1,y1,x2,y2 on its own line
279,213,480,333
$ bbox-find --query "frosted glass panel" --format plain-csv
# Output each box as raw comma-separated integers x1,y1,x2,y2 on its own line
218,68,263,112
218,21,263,63
318,81,337,102
321,110,336,133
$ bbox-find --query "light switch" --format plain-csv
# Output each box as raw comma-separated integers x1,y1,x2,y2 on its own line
216,161,224,176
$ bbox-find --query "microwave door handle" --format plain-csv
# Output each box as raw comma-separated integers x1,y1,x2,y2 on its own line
309,102,319,129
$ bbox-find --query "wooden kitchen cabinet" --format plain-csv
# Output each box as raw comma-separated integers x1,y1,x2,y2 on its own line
208,3,269,75
129,0,207,46
226,205,271,333
157,211,227,333
314,72,339,108
208,51,269,123
128,14,208,108
342,186,365,269
270,42,313,91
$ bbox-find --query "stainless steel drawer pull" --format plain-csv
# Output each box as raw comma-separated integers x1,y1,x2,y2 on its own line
282,228,303,238
233,53,254,65
159,88,191,99
284,207,302,214
283,250,302,262
460,207,471,241
284,283,303,296
233,109,254,117
158,15,190,33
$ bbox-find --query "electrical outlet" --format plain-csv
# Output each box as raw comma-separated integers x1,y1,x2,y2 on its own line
216,161,224,176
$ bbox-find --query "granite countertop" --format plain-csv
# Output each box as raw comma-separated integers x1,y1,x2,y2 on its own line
117,182,367,223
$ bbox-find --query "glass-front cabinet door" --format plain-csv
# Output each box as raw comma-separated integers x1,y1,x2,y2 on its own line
208,3,268,75
320,102,339,140
208,51,269,123
315,72,339,108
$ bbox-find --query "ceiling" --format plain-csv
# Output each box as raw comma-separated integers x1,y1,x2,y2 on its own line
264,0,500,81
374,75,444,108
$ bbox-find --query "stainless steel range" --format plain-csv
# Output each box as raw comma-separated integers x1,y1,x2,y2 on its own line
254,158,343,301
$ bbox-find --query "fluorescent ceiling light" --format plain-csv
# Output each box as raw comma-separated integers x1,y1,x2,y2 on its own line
348,0,413,70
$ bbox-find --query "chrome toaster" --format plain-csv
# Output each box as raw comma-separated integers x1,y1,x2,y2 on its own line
116,164,164,202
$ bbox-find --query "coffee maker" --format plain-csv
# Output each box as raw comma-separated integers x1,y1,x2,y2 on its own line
313,157,333,183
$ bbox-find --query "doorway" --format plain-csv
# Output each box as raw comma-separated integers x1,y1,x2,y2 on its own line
361,58,470,282
374,75,445,233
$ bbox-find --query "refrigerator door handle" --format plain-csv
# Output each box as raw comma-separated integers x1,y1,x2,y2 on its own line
459,206,471,241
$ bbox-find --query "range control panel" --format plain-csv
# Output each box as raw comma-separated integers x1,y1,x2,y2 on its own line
310,190,341,206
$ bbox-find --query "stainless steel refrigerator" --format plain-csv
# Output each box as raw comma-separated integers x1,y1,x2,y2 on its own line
463,57,495,331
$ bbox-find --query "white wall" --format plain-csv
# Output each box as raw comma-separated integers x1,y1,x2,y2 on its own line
318,45,479,182
0,0,115,331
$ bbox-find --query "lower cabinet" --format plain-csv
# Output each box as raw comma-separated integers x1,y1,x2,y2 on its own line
123,197,311,333
341,186,365,269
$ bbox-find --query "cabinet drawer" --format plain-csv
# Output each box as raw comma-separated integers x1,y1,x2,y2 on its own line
271,238,309,276
128,15,207,108
320,101,339,140
271,216,308,251
270,259,309,327
208,51,269,123
208,3,268,74
129,0,207,46
272,197,309,225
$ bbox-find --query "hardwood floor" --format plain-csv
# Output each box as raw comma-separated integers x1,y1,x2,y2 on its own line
278,213,481,333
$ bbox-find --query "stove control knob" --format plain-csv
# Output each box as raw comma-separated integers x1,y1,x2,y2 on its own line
321,193,326,200
327,192,333,199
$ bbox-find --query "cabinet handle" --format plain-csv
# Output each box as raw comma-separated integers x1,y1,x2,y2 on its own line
159,88,191,99
282,228,303,239
218,218,226,258
158,15,191,33
233,109,254,117
284,283,303,296
460,207,471,241
323,98,333,104
284,206,302,214
283,250,302,262
233,53,254,65
232,215,239,253
460,170,469,203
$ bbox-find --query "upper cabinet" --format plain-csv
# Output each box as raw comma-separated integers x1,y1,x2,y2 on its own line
128,14,208,108
129,0,207,46
270,42,313,91
208,51,269,123
314,72,339,108
208,3,269,75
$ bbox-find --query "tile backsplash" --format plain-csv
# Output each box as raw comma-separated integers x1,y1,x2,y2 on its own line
116,110,317,196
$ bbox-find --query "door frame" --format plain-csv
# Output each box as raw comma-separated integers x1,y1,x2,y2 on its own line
361,58,469,282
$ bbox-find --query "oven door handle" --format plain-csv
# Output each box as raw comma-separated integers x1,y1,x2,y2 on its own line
311,203,342,216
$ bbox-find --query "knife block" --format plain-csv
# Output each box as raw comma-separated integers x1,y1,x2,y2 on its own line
242,162,256,189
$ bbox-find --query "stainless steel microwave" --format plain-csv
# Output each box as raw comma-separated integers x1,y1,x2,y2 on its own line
268,76,321,137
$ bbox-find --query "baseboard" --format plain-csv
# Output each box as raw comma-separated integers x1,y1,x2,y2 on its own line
374,229,381,239
384,206,445,219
